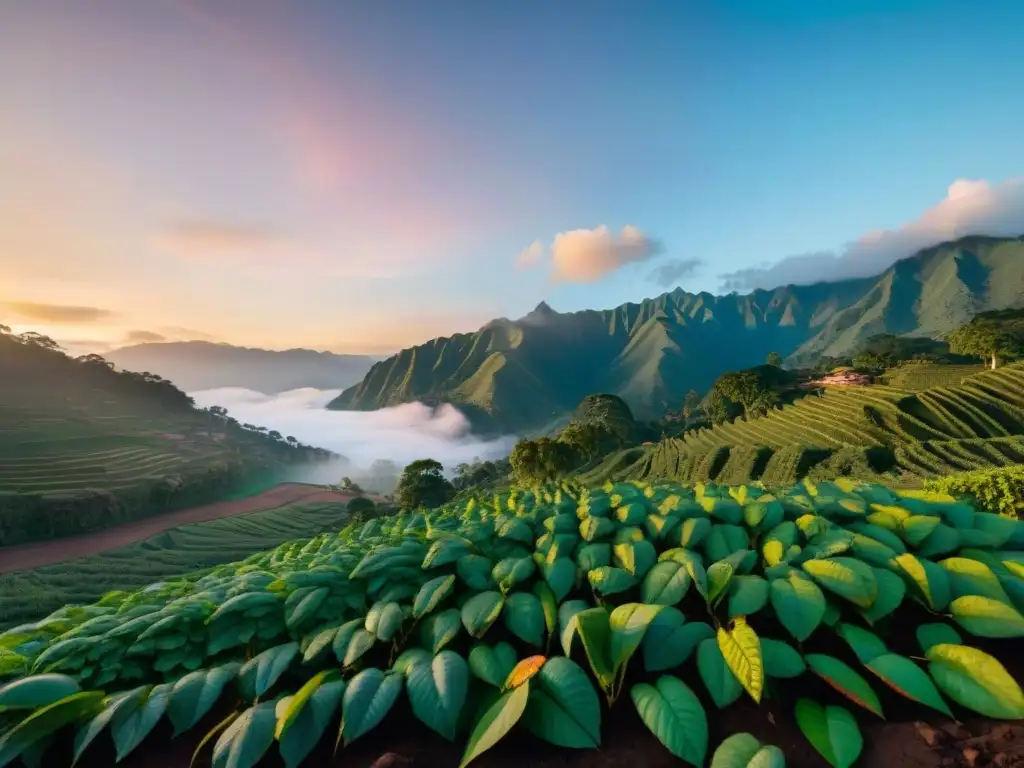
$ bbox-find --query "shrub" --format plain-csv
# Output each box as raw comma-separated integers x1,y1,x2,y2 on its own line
924,465,1024,517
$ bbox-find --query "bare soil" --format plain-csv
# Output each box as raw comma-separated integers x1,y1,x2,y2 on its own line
0,483,368,574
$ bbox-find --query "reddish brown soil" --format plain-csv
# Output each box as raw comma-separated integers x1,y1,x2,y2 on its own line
0,483,370,574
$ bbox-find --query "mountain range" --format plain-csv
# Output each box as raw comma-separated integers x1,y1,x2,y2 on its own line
105,341,378,394
328,236,1024,434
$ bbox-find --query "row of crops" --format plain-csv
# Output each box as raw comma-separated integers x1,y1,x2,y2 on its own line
0,501,351,631
1,478,1022,767
626,437,1024,488
881,363,986,391
681,366,1024,456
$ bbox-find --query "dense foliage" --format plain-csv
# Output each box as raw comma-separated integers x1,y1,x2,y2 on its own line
925,466,1024,518
947,309,1024,370
396,459,456,511
1,478,1022,767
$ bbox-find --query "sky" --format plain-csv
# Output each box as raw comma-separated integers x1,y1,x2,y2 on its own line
2,0,1023,356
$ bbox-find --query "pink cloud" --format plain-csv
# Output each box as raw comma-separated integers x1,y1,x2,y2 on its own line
516,225,663,283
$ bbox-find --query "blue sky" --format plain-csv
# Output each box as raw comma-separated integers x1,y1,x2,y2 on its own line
1,0,1022,354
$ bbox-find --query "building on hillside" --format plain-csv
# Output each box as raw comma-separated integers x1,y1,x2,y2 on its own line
802,370,872,388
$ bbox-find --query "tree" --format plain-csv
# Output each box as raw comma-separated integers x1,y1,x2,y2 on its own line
573,394,636,446
396,459,455,510
766,351,783,368
714,370,769,419
509,438,578,486
339,476,364,494
681,390,702,422
705,388,732,425
347,496,377,521
557,420,613,461
947,310,1024,370
16,332,60,350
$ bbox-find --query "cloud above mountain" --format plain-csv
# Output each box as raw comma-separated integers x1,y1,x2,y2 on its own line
1,302,114,324
720,177,1024,291
648,258,704,288
515,225,663,283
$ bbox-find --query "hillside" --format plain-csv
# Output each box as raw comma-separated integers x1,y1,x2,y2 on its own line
588,363,1024,487
105,340,378,393
0,331,333,547
330,235,1024,432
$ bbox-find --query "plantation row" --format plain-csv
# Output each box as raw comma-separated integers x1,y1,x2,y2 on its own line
682,366,1024,455
880,363,985,391
0,478,1022,768
625,436,1024,489
0,501,351,631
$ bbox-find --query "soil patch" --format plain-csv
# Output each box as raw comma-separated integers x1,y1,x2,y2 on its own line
0,483,371,574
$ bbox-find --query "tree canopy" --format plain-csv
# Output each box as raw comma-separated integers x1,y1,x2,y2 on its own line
395,458,455,510
947,309,1024,369
573,393,636,445
509,437,578,486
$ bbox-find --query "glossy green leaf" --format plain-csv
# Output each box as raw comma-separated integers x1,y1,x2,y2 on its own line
805,654,883,717
710,733,786,768
239,642,299,698
277,679,344,768
558,600,590,657
835,623,887,665
697,638,742,709
865,653,951,716
523,657,601,748
949,595,1024,638
761,638,806,679
458,681,530,768
769,571,826,642
915,623,962,654
861,567,905,624
168,663,242,737
461,592,505,639
0,691,105,768
421,608,463,654
211,699,277,768
469,642,518,688
630,676,708,767
891,553,951,612
717,618,763,703
728,576,769,618
573,608,615,692
72,688,149,767
641,561,692,606
794,698,862,768
112,682,172,761
339,668,404,745
927,643,1024,719
802,557,878,609
406,650,469,740
0,674,81,710
504,592,545,647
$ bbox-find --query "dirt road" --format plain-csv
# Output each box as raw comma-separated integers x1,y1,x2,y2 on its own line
0,483,373,574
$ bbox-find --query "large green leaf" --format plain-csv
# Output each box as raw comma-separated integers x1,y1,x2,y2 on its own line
458,681,530,768
72,687,149,767
642,609,713,672
834,623,887,665
168,663,242,736
630,676,708,767
769,571,826,642
503,593,545,647
802,557,877,609
558,600,590,657
915,623,962,654
211,700,277,768
926,643,1024,719
865,654,951,716
274,670,341,740
239,642,299,698
804,654,883,717
573,608,615,693
277,679,344,768
891,553,951,612
420,608,463,654
794,698,862,768
468,642,518,688
697,638,742,709
112,682,172,761
461,592,506,639
727,576,769,618
412,575,456,618
541,558,576,602
522,657,601,748
0,692,105,768
587,566,635,596
0,674,81,710
761,638,806,679
406,650,469,740
861,567,905,624
609,603,664,671
710,733,786,768
948,595,1024,638
641,561,692,606
339,668,404,745
939,557,1012,604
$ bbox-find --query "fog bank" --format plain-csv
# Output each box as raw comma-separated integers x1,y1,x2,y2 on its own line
189,387,516,490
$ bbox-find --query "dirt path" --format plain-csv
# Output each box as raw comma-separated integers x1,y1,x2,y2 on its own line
0,483,376,574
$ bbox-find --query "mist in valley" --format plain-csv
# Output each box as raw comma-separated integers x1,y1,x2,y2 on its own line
189,388,517,493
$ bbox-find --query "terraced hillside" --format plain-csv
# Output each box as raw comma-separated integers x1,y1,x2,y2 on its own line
0,499,352,630
881,362,986,390
0,332,331,546
599,364,1024,486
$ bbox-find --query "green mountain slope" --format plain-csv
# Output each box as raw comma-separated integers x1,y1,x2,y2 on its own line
330,235,1024,432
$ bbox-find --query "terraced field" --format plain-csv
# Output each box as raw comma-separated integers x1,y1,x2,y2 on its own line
881,362,986,390
595,365,1024,487
0,497,352,631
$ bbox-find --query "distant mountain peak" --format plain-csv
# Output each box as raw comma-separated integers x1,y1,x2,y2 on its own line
519,300,559,323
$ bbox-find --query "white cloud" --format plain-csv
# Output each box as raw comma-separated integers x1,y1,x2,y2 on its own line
648,258,704,288
515,225,663,283
720,177,1024,291
189,387,515,486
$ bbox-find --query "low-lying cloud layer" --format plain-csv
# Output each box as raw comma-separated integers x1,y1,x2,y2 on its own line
721,177,1024,291
516,225,663,283
189,387,515,489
